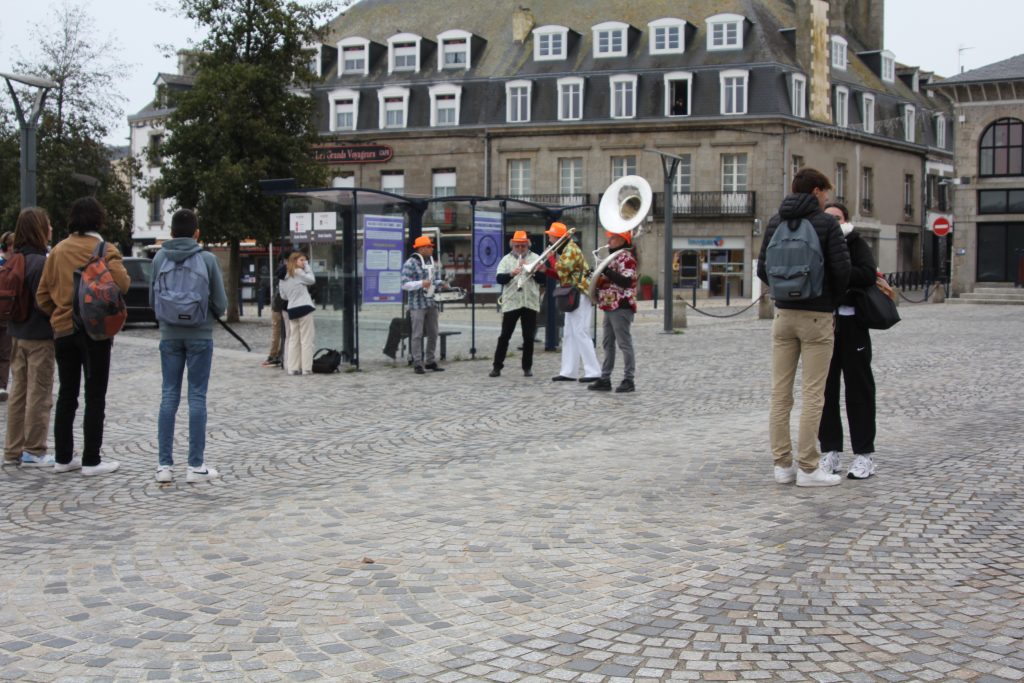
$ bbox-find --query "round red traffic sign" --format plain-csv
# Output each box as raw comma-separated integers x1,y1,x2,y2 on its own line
932,217,951,237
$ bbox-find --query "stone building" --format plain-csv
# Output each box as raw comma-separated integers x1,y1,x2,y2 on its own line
928,54,1024,293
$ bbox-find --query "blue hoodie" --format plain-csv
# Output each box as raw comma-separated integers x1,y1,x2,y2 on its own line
150,237,228,341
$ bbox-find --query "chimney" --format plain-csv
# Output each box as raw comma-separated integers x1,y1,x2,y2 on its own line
844,0,884,52
795,0,832,124
513,6,535,43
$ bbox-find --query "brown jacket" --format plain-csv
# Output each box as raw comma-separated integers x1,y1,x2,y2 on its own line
37,233,130,337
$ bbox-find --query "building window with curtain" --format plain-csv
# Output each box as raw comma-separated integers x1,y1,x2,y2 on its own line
558,158,583,197
610,155,637,182
508,159,532,196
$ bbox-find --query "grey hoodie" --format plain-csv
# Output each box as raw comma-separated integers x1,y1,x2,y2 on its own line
150,237,228,341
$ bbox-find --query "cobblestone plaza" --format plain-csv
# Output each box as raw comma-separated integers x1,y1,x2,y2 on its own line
0,303,1021,682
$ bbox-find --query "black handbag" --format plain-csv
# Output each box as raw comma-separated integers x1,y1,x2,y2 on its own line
311,348,343,373
850,284,900,330
553,286,580,313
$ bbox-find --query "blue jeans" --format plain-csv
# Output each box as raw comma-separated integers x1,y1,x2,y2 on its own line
158,339,213,468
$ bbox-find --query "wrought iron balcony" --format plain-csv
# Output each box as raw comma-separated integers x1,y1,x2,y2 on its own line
496,193,591,208
653,191,756,217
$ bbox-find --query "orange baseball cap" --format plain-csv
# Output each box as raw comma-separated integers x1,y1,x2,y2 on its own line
545,222,568,238
412,236,434,249
510,230,530,244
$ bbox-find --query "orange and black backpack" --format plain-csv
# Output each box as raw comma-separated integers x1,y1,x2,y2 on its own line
0,253,32,325
72,241,127,340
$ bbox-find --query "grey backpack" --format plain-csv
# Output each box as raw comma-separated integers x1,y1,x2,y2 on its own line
765,218,825,301
153,252,210,327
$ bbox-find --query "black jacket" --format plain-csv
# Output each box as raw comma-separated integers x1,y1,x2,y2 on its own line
757,193,851,312
837,229,878,308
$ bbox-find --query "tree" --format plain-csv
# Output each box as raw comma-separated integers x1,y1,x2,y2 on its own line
0,2,137,244
156,0,333,321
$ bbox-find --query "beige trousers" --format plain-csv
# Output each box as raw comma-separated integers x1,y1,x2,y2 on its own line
769,309,835,472
4,338,56,461
286,313,315,374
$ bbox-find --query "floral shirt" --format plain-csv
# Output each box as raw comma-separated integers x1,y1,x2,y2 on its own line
596,247,637,312
553,240,590,294
497,251,541,313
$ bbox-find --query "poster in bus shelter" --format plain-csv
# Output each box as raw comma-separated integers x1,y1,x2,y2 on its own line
289,212,311,244
362,214,405,304
473,209,502,292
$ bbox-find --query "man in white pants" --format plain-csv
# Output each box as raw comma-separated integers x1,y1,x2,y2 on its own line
542,222,600,383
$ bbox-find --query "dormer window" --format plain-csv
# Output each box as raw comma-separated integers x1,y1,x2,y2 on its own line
378,86,409,129
593,21,628,58
935,114,947,148
429,84,462,126
649,18,686,55
328,88,360,131
862,93,875,133
338,37,369,76
831,36,848,70
306,44,321,78
533,25,568,61
664,71,692,117
388,33,421,74
904,104,916,143
506,80,532,123
557,76,584,121
438,29,472,70
834,86,849,128
720,69,748,115
609,74,637,118
706,13,744,51
881,50,895,82
791,74,807,118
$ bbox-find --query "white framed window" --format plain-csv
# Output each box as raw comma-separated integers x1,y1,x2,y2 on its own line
387,33,421,74
831,36,848,70
429,83,462,127
438,29,472,70
862,93,875,133
721,153,748,192
338,37,370,76
834,86,849,128
432,170,456,198
508,159,532,195
610,155,637,182
506,80,532,123
664,71,692,117
720,69,748,115
835,162,847,201
935,114,947,148
792,155,804,181
328,88,360,132
706,13,744,51
559,157,583,196
672,154,693,193
649,18,686,55
904,104,916,142
593,21,628,58
610,74,637,119
332,174,354,189
533,25,568,61
557,77,584,121
791,74,806,118
377,86,409,129
881,50,895,82
381,171,404,196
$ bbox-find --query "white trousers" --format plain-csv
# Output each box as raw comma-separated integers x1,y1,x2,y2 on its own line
559,295,601,379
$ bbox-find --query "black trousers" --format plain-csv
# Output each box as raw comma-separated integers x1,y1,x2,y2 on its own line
54,331,112,466
493,308,537,371
382,316,410,359
818,315,875,455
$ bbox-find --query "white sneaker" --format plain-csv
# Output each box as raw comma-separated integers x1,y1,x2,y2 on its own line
820,450,841,474
155,466,173,483
20,452,56,468
774,463,798,484
186,465,219,483
82,461,120,477
847,454,876,480
53,454,83,473
796,466,842,487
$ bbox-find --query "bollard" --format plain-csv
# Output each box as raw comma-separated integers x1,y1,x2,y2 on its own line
726,280,731,306
692,285,697,309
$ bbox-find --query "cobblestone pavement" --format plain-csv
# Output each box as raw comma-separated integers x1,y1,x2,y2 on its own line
0,303,1022,682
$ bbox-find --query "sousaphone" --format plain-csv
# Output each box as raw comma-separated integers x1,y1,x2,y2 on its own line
588,175,652,301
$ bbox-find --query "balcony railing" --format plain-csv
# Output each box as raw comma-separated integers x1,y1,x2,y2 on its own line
497,193,590,207
653,191,756,217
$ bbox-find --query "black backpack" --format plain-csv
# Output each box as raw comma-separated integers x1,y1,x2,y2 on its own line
311,348,343,373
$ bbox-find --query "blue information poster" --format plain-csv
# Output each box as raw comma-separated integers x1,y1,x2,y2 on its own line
362,214,406,304
473,210,503,292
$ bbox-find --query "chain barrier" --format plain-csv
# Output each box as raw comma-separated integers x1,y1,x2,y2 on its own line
897,289,931,304
684,292,767,318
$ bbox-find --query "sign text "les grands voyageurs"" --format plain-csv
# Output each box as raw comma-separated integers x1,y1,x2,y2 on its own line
311,144,394,164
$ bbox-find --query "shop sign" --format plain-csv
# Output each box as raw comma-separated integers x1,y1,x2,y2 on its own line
312,144,394,164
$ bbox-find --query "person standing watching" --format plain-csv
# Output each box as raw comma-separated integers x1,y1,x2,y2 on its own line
490,231,543,378
545,222,600,383
279,252,317,375
401,235,446,374
817,201,879,480
0,231,13,402
36,197,130,476
757,168,850,488
3,209,55,467
151,208,227,484
588,230,638,393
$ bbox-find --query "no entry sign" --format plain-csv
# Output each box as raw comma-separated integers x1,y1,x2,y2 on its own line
932,216,951,237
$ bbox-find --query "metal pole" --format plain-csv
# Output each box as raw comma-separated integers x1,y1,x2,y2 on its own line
3,74,56,209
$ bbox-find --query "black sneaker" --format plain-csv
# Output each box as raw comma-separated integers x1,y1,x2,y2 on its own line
551,375,575,382
615,379,635,393
587,378,612,391
579,377,600,383
425,363,445,372
414,365,426,374
523,369,532,377
489,368,501,377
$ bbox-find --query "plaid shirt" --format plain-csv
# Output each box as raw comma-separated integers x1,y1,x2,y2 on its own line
553,240,590,293
401,254,443,310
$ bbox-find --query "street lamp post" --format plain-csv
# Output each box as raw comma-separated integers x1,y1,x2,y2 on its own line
645,149,686,333
2,72,59,208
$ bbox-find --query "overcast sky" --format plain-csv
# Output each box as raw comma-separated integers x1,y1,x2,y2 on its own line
2,0,1022,146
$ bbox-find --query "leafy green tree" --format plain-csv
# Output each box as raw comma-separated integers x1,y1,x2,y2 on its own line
0,2,137,244
156,0,332,321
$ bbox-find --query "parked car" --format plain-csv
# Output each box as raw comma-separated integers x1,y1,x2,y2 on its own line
122,257,157,325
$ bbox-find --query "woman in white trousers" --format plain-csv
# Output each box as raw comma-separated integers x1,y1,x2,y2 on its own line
279,252,316,375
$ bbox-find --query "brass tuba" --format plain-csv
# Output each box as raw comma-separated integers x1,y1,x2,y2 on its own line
588,176,651,301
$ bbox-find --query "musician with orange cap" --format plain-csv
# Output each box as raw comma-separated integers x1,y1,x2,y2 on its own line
545,222,601,383
589,229,638,393
489,231,543,378
400,235,447,374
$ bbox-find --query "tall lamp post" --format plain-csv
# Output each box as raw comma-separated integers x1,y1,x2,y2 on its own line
2,71,59,208
645,149,686,333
